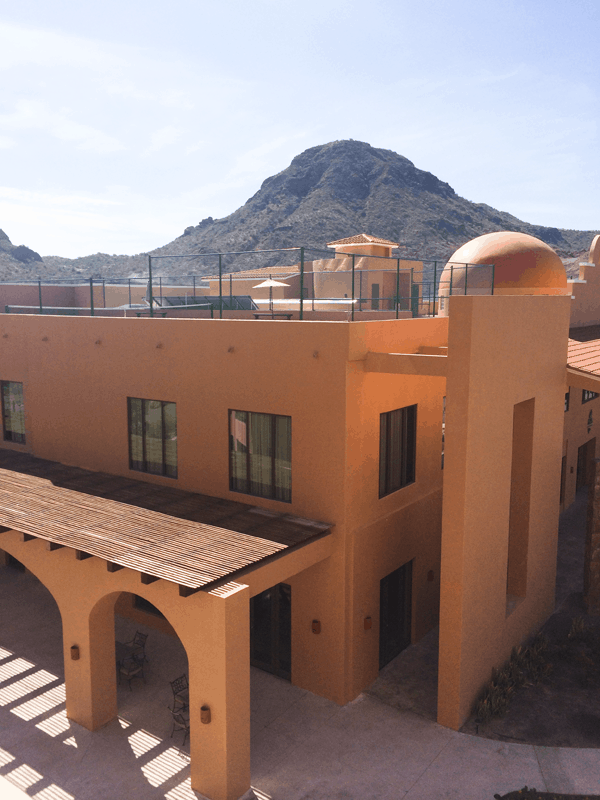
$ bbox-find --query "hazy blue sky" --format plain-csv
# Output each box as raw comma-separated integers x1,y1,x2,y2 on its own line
0,0,598,257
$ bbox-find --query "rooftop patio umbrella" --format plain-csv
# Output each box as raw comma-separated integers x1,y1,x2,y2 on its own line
252,278,290,312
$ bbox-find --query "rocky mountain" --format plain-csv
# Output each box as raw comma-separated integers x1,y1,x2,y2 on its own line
0,230,45,280
25,140,600,278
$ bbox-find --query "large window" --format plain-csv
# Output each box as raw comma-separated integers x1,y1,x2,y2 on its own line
128,398,177,478
1,381,25,444
229,410,291,502
582,390,599,404
379,405,416,497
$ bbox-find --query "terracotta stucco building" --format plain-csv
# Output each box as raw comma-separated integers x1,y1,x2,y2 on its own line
1,231,600,800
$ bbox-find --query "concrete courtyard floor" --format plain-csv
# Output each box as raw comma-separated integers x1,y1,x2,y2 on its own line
1,490,600,800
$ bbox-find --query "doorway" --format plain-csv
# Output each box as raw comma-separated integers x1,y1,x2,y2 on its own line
250,583,291,680
379,561,412,669
577,438,596,491
371,283,380,311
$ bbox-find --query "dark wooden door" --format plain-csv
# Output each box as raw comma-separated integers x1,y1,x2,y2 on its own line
577,438,596,491
379,561,412,669
250,583,291,680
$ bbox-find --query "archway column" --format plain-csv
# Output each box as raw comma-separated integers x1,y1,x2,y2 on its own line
62,594,118,730
180,583,250,800
185,582,250,800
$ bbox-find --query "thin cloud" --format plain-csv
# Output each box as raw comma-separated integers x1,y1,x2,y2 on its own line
143,126,183,156
0,100,124,154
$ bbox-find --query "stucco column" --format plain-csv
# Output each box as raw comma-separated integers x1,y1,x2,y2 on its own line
584,457,600,614
62,594,118,731
188,582,250,800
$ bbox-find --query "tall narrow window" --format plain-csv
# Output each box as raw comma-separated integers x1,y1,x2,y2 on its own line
1,381,25,444
379,405,417,497
128,398,177,478
441,396,446,469
229,410,291,502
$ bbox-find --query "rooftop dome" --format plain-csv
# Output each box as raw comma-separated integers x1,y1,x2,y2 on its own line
437,231,567,315
589,234,600,266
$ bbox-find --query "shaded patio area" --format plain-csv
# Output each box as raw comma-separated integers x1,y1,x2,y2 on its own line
0,563,330,799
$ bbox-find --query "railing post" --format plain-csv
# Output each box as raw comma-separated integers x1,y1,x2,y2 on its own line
38,279,42,315
449,264,454,297
193,275,196,298
102,279,106,308
148,255,154,318
160,276,163,303
90,278,95,317
218,255,223,318
359,265,362,314
128,278,131,308
351,254,356,322
299,247,305,320
433,261,437,317
395,258,400,319
491,263,495,295
464,262,468,296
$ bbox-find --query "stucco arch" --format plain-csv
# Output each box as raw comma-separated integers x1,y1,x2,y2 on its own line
0,536,73,618
0,530,251,800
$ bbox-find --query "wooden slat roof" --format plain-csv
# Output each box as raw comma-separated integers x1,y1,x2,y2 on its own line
0,451,331,593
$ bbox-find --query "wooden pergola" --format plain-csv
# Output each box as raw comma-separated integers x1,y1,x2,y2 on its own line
0,451,331,596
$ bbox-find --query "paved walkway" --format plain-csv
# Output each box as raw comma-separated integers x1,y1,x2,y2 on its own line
1,491,599,800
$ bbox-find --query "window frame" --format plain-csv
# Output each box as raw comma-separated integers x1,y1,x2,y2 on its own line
379,404,417,498
1,381,26,444
127,397,177,479
229,409,291,502
582,389,599,404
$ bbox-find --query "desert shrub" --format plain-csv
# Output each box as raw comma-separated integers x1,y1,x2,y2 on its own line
474,633,552,722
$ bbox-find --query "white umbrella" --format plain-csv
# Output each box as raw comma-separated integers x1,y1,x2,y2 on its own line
252,278,290,312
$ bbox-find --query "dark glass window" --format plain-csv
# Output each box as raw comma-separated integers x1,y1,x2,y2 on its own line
1,381,25,444
128,398,177,478
565,391,570,412
229,410,291,502
582,390,599,404
379,405,417,497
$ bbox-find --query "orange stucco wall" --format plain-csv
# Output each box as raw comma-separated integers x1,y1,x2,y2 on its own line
569,238,600,328
0,313,450,708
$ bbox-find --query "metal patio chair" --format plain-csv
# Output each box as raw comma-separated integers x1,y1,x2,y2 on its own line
169,708,190,746
170,674,189,711
119,656,146,691
125,631,148,664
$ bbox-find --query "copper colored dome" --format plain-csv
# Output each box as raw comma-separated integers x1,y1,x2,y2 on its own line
444,231,567,291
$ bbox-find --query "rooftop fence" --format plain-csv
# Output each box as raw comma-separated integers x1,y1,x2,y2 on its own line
1,246,495,320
